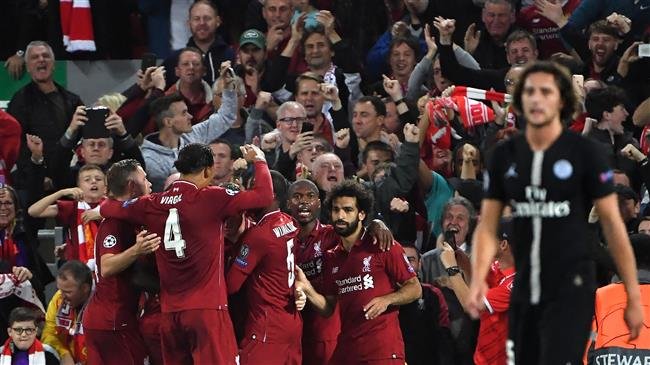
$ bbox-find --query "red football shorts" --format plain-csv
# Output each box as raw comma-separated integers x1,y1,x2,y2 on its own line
302,339,336,365
160,309,238,365
139,311,162,365
85,328,148,365
239,334,302,365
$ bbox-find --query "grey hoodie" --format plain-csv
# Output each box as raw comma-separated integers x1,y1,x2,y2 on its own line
141,90,237,192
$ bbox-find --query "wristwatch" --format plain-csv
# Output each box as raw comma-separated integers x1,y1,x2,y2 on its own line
16,50,24,57
445,266,461,276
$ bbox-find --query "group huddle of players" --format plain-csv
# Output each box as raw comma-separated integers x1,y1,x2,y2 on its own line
85,143,419,365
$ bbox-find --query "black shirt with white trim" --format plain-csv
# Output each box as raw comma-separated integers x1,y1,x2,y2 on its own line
484,130,614,304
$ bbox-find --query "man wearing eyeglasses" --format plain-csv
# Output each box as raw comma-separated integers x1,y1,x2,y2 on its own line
268,101,309,172
1,307,59,365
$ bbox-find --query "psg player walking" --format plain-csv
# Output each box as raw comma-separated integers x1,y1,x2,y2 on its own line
467,61,643,364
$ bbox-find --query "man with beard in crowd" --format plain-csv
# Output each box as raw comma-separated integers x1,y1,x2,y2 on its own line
162,0,234,87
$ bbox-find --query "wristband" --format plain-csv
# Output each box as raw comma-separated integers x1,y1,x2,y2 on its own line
445,266,461,276
31,156,44,165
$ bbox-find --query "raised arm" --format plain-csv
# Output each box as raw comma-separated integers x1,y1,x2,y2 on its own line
224,145,274,215
28,187,84,218
99,197,147,226
187,62,238,143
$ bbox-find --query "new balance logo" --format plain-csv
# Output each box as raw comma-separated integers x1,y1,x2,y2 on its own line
363,274,374,289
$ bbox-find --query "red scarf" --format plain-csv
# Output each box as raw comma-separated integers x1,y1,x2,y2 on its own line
54,296,87,364
75,202,99,268
452,86,511,104
0,274,45,313
0,338,46,365
0,229,19,267
641,125,650,155
60,0,96,52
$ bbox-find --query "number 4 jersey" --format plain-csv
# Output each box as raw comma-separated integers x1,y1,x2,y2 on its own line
226,210,302,344
99,161,274,313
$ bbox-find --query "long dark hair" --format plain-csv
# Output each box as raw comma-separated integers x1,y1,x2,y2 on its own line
511,61,578,125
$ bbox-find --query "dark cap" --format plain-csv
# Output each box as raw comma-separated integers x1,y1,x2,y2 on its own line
498,217,513,241
239,29,266,49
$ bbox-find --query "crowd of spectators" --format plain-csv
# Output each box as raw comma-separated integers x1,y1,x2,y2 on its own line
1,0,650,364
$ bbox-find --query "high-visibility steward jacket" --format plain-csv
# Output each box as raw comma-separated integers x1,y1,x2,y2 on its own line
585,278,650,365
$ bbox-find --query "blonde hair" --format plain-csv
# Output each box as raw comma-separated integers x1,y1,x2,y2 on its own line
96,93,127,113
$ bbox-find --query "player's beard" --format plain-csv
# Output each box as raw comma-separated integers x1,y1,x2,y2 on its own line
334,217,360,237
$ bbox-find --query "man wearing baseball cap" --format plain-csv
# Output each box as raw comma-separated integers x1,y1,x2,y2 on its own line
238,29,271,108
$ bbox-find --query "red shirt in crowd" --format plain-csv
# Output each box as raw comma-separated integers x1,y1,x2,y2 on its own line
474,261,516,365
0,110,21,186
56,200,102,264
83,218,140,330
227,210,302,343
322,231,417,362
295,221,341,343
99,161,273,313
517,0,581,59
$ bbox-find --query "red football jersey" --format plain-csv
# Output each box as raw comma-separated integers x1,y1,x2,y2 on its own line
474,264,516,365
83,218,139,330
227,211,302,344
322,231,417,361
99,161,273,313
295,221,341,342
516,0,580,59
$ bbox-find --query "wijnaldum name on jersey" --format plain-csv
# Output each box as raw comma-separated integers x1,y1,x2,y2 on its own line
273,222,298,238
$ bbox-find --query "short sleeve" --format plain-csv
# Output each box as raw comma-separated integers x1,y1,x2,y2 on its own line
483,141,509,202
95,220,127,257
321,252,338,296
427,171,453,200
484,277,514,314
581,138,615,200
384,242,417,285
231,230,267,275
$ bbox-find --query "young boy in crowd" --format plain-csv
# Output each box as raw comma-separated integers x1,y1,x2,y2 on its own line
0,307,59,364
27,165,106,269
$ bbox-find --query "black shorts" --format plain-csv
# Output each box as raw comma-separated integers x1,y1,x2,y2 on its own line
508,269,596,365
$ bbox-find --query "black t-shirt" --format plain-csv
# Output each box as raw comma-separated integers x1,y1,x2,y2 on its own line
484,130,614,304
